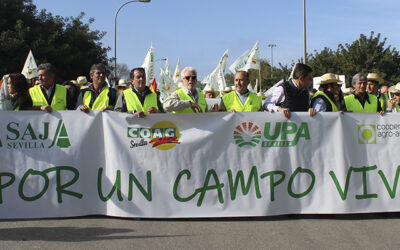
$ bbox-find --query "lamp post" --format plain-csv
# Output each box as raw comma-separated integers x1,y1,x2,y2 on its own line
303,0,307,64
267,44,276,78
114,0,151,81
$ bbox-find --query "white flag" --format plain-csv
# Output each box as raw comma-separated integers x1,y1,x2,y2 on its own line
0,75,12,110
21,50,38,79
173,57,181,84
202,50,229,92
164,58,173,79
158,68,175,103
229,41,260,74
141,44,155,86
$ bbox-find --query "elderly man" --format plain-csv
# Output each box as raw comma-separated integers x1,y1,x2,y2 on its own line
163,67,207,113
367,73,388,111
263,63,316,119
219,71,261,112
29,63,74,112
114,67,163,118
344,73,383,114
77,63,117,113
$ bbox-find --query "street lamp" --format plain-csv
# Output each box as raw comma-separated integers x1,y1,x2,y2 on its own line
303,0,307,64
268,44,276,78
114,0,151,81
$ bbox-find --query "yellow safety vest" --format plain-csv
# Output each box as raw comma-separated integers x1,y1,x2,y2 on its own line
123,88,158,114
311,91,338,112
379,93,388,111
83,86,112,110
222,91,261,112
344,94,378,113
29,84,67,110
173,88,207,113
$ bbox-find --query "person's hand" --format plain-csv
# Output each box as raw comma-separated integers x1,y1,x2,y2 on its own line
212,103,218,111
379,110,385,116
388,98,395,110
40,105,52,113
147,107,158,114
308,108,317,117
134,111,146,118
229,109,236,113
79,105,90,113
191,103,203,113
278,107,291,119
102,107,113,112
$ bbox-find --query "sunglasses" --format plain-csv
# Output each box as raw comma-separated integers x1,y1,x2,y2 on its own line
184,76,197,80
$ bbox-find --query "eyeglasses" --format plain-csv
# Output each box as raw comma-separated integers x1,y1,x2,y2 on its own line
184,76,197,81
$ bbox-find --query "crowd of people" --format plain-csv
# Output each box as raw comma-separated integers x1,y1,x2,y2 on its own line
1,62,399,118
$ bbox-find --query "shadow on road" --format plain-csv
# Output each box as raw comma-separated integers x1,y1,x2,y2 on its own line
0,227,188,242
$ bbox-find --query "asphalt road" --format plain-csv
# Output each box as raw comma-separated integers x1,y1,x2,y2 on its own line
0,213,399,249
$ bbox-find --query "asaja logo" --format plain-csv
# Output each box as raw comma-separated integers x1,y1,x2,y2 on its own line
358,125,376,144
127,121,180,151
233,121,310,148
233,122,262,147
5,120,70,149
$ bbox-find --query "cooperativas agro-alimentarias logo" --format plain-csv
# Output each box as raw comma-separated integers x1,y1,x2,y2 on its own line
234,121,310,148
358,124,376,144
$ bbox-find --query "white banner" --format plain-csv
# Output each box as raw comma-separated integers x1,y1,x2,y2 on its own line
1,111,400,219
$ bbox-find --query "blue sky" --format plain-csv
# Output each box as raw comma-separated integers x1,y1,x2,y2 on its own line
33,0,400,79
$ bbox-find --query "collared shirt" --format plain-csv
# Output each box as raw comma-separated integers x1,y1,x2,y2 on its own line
263,79,299,112
236,90,250,105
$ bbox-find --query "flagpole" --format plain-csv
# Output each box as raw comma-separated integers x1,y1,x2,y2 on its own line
258,68,262,93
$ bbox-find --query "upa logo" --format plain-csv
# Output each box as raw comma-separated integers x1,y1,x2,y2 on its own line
358,125,376,144
5,120,71,149
263,122,310,147
233,122,262,147
127,121,180,150
233,121,310,148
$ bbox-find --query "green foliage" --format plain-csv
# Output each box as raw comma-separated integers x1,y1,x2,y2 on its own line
0,0,110,82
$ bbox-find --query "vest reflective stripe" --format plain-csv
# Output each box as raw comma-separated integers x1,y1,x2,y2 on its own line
83,86,110,110
123,88,158,114
379,93,388,111
222,91,261,112
344,94,378,113
173,88,207,113
29,84,67,110
311,91,338,112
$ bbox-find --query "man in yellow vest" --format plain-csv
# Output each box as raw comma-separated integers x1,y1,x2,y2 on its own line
367,73,388,111
219,71,261,112
114,67,163,117
29,63,73,112
311,73,343,112
77,63,117,113
163,67,206,113
344,73,384,114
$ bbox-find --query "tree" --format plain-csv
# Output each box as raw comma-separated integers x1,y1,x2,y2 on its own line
307,32,400,86
0,0,110,82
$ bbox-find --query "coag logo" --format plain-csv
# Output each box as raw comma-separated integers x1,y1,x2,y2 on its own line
233,121,310,148
233,122,262,147
127,121,180,150
5,120,71,149
358,125,376,144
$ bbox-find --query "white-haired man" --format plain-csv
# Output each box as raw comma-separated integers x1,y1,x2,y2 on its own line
163,67,208,113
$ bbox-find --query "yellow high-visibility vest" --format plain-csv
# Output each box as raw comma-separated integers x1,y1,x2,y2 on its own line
173,88,206,113
311,91,338,112
344,94,378,113
29,84,67,110
222,91,261,112
83,86,112,110
123,88,158,114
